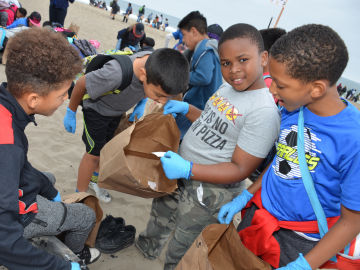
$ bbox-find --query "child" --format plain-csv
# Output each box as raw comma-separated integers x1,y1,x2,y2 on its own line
6,11,41,29
175,11,223,138
259,27,286,89
122,3,132,23
63,48,190,202
136,23,280,270
218,24,360,269
0,28,100,270
0,5,27,27
139,36,155,52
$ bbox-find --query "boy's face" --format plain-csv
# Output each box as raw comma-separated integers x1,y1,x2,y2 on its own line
219,37,266,91
269,56,312,111
35,80,72,116
143,80,173,104
181,27,200,51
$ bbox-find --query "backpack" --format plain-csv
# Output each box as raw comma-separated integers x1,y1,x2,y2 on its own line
78,52,134,101
73,39,97,57
0,0,10,10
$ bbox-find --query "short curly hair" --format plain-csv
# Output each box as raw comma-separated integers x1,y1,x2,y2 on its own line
218,23,264,53
270,24,348,86
6,28,82,98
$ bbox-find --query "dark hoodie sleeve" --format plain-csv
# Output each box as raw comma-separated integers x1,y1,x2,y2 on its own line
0,144,70,270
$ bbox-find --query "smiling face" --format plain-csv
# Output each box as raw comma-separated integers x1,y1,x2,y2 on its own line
269,56,313,111
219,37,267,91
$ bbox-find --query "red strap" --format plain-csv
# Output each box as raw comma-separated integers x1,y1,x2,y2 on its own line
0,104,14,144
239,190,339,268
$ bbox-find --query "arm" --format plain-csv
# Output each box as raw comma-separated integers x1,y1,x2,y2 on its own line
191,145,264,184
189,51,216,86
68,75,86,112
305,206,360,269
185,104,202,123
6,18,22,29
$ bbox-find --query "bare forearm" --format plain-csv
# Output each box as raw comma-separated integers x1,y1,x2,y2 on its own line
191,162,251,184
68,76,86,112
185,104,202,123
305,206,360,269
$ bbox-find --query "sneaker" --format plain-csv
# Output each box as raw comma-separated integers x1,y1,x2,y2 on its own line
96,225,136,254
89,182,111,203
97,215,125,240
76,246,101,265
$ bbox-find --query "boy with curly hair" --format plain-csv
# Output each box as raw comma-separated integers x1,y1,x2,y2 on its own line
0,28,100,270
219,24,360,270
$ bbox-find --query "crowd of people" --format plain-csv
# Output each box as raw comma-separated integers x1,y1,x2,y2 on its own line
0,1,360,270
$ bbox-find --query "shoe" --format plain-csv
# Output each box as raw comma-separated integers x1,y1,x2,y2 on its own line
76,246,101,265
95,225,136,254
97,215,125,241
89,182,111,203
135,236,158,260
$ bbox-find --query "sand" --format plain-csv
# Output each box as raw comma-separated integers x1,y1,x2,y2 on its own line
0,0,176,269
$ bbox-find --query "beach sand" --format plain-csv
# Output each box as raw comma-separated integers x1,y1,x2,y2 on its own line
0,1,358,270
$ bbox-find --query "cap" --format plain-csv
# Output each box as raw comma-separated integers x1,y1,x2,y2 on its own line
207,24,223,41
29,11,41,27
133,23,144,38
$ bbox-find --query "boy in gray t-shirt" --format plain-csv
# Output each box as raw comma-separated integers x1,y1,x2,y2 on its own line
136,24,280,269
63,49,190,202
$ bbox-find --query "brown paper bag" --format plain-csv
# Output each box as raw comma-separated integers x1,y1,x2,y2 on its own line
98,113,179,198
62,192,103,247
176,223,271,270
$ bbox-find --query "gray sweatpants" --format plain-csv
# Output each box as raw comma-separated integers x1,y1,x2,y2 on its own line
23,173,96,254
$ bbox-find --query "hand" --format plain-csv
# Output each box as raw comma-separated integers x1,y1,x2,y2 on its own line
129,98,147,122
128,45,136,51
218,189,253,224
160,151,192,180
64,107,76,133
51,191,62,202
71,262,81,270
276,253,311,270
163,100,189,116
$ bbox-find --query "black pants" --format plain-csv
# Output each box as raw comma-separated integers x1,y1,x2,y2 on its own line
49,5,67,26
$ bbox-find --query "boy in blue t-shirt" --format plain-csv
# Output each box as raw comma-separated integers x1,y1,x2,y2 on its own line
175,11,222,138
218,24,360,269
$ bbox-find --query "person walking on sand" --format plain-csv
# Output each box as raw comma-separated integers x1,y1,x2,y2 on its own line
122,2,132,23
137,4,145,22
49,0,74,27
110,0,120,20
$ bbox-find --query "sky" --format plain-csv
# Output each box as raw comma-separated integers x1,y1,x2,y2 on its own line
130,0,360,83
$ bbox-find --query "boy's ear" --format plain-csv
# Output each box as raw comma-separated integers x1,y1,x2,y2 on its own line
261,51,268,68
24,92,41,113
310,80,327,99
138,67,147,83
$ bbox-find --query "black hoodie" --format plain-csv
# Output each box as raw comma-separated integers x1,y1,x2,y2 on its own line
0,84,70,269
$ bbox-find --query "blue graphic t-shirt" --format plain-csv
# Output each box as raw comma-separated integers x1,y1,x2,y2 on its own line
262,102,360,226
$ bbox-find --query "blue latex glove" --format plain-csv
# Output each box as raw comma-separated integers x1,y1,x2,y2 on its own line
71,262,81,270
276,253,312,270
51,192,62,202
160,151,192,180
129,98,148,122
163,100,189,117
218,189,253,224
128,45,136,51
63,107,76,133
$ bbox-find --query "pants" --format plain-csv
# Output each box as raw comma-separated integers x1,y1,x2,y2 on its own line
49,5,68,26
137,183,241,270
23,173,96,253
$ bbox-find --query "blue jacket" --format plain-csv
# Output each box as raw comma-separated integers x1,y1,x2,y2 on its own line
6,17,28,29
177,38,222,138
50,0,74,10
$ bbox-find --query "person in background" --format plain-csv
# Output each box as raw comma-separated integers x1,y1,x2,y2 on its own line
115,22,146,52
137,4,145,22
49,0,74,27
6,11,41,29
0,5,26,27
139,36,155,52
122,2,132,23
110,0,120,20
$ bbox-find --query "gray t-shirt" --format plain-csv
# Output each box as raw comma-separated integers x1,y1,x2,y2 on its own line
179,83,280,207
83,51,151,117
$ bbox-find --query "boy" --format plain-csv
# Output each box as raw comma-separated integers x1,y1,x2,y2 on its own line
260,27,286,88
63,48,190,202
136,23,280,270
175,11,222,138
218,24,360,269
6,11,41,29
0,28,100,270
